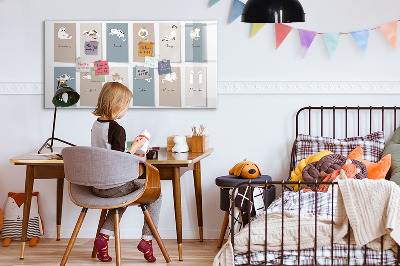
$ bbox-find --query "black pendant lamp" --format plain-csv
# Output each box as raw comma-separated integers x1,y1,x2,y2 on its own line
242,0,305,23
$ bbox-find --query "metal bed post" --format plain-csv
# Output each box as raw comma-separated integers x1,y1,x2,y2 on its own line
314,180,318,266
264,180,268,266
281,181,285,266
298,180,301,266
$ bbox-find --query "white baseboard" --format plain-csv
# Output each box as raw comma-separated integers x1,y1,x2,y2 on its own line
1,81,400,95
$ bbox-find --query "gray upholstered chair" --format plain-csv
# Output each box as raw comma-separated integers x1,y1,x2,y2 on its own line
60,146,171,265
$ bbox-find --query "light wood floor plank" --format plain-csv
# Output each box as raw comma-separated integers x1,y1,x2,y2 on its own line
0,239,222,265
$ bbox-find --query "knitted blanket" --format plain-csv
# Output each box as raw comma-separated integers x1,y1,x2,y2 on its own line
335,178,399,251
213,211,341,266
213,179,400,266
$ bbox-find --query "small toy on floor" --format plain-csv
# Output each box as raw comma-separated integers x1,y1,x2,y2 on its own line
1,192,44,247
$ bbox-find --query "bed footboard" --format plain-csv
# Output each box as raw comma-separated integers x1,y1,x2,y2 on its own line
230,180,400,266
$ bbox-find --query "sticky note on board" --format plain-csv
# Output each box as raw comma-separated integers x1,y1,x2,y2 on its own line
158,60,172,75
85,41,99,55
136,66,151,80
144,56,157,68
94,60,109,76
91,68,105,82
76,57,90,72
138,42,155,57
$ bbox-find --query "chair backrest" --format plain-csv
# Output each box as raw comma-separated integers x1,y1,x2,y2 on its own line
62,146,145,187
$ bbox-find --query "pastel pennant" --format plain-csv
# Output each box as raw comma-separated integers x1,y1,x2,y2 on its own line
378,21,398,50
323,33,341,58
251,23,266,38
229,0,245,24
351,29,370,55
209,0,220,7
298,29,317,58
275,23,293,49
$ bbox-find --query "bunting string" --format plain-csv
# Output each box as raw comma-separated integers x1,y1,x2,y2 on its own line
209,0,399,58
287,20,400,35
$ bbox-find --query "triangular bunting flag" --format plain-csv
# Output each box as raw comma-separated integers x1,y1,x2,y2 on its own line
251,23,266,38
351,29,370,55
275,23,293,49
378,21,398,50
209,0,220,7
229,0,245,24
298,29,317,58
323,33,341,58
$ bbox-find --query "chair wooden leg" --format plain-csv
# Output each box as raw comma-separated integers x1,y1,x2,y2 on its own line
114,210,121,266
60,208,88,266
141,205,171,263
91,209,108,258
217,211,230,248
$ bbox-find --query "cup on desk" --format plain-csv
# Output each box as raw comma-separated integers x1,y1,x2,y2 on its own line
146,150,158,160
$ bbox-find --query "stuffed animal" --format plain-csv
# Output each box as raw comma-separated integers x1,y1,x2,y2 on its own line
1,192,44,247
229,159,261,179
172,135,189,153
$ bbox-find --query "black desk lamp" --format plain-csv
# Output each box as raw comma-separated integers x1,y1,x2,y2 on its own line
38,81,80,154
241,0,305,23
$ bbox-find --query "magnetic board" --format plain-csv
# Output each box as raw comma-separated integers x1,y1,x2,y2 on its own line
45,21,217,108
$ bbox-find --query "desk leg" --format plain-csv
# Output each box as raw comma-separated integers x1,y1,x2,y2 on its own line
20,165,35,259
56,178,64,241
172,167,183,261
193,161,203,242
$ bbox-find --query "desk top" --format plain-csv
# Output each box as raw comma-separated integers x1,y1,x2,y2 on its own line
10,147,214,166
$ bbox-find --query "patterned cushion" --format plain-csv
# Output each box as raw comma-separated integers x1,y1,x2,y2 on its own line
294,131,385,167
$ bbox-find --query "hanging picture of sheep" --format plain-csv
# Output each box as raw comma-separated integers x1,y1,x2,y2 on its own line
45,21,217,109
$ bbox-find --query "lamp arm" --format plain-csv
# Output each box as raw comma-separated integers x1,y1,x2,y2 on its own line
50,106,57,148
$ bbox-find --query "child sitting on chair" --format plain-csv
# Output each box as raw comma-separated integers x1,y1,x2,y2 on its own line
91,82,162,263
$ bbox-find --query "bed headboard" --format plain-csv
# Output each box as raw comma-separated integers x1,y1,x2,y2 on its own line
290,106,400,179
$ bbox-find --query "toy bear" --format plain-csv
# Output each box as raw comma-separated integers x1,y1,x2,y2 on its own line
229,159,261,179
1,192,44,247
172,135,189,153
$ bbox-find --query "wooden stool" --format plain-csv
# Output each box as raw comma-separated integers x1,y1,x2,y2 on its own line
215,175,275,248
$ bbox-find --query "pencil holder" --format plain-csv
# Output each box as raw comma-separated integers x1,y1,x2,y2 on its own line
191,135,209,153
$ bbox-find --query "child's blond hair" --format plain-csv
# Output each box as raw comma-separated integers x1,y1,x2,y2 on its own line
93,82,133,120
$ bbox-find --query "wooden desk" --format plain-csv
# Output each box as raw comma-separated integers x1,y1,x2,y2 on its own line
10,147,213,261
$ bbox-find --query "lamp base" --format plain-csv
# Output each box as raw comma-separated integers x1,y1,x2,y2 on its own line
38,137,76,154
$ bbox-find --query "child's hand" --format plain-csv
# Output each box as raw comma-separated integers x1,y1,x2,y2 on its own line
128,137,147,155
134,149,149,157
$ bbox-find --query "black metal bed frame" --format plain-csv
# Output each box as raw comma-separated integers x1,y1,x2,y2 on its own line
230,106,400,266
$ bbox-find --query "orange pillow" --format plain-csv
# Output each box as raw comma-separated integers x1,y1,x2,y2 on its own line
347,146,391,180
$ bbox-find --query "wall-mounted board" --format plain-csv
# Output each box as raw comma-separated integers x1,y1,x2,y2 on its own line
45,21,217,108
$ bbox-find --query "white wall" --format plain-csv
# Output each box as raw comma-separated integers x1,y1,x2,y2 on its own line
1,0,400,239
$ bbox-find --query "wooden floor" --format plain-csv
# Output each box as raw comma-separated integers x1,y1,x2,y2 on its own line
0,239,221,265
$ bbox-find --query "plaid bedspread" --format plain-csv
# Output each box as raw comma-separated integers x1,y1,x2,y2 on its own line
234,191,397,265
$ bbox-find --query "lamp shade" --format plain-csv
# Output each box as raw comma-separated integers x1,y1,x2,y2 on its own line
241,0,305,23
52,84,80,107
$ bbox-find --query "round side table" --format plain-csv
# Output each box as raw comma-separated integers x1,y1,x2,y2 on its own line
215,175,275,248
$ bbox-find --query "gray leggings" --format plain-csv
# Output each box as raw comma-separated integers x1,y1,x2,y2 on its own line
92,180,162,240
